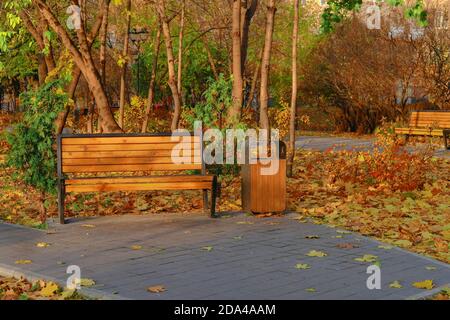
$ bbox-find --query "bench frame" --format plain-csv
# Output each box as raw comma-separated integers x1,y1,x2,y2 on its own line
56,132,219,224
394,110,450,149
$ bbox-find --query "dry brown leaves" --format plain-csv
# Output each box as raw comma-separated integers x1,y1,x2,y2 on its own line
0,276,85,300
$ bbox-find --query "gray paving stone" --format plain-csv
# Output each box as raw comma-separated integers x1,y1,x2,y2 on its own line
0,213,449,300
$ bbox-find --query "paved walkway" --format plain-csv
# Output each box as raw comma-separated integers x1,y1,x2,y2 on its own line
296,136,450,159
1,213,449,300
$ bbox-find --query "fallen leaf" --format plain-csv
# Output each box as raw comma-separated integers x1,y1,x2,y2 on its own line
306,250,328,257
233,236,243,240
36,242,50,248
131,245,142,250
295,263,311,270
393,239,412,247
147,285,166,293
60,289,76,300
412,280,434,290
81,224,96,228
354,254,378,263
236,221,254,225
336,243,359,249
80,278,96,287
425,266,437,271
336,230,351,235
305,235,320,239
305,288,316,292
378,245,393,250
201,246,213,252
15,260,32,265
40,282,59,297
389,280,403,289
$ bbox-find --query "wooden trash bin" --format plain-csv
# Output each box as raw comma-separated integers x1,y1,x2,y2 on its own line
241,141,287,214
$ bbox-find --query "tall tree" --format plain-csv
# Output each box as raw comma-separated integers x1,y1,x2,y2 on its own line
99,0,111,85
287,0,299,177
55,10,104,135
259,0,276,130
229,0,243,123
118,0,132,129
156,0,182,132
177,0,185,98
142,24,161,133
34,0,121,133
240,0,258,77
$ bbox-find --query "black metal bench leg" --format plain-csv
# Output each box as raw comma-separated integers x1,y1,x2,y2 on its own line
58,180,66,224
444,131,450,150
203,190,209,211
404,134,410,144
210,176,218,218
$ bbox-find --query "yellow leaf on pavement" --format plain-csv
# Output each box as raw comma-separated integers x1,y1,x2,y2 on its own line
389,281,403,289
36,242,50,248
306,250,327,257
80,278,96,287
412,280,434,290
148,285,166,293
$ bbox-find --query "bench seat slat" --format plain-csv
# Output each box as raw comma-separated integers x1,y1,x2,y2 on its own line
66,182,213,193
62,157,200,166
62,136,200,145
65,175,214,185
63,163,202,173
394,128,444,136
62,150,201,159
62,143,199,152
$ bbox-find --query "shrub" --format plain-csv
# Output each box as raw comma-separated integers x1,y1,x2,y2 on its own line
6,79,68,220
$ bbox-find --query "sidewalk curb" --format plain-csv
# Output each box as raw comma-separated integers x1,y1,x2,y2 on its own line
0,263,129,300
406,283,450,300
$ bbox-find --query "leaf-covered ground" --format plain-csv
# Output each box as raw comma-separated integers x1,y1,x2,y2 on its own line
0,276,86,300
288,149,450,264
0,143,449,263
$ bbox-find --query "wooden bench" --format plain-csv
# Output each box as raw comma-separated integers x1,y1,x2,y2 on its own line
57,133,218,224
395,111,450,149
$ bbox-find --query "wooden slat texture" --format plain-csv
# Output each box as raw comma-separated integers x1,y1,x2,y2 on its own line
66,182,212,193
62,157,200,166
395,128,444,136
66,175,214,185
62,149,201,159
63,163,202,173
62,136,200,145
250,159,287,213
62,143,199,152
409,112,450,128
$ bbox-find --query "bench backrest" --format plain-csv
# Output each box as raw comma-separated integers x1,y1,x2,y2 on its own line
408,111,450,128
58,133,203,176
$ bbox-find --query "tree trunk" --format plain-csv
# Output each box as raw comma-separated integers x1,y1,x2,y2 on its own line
55,10,104,135
119,0,132,130
202,37,219,80
259,0,277,130
99,0,111,85
177,0,185,97
287,0,299,178
241,0,258,77
142,25,162,133
229,0,243,123
156,0,183,132
245,47,263,110
35,0,121,133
